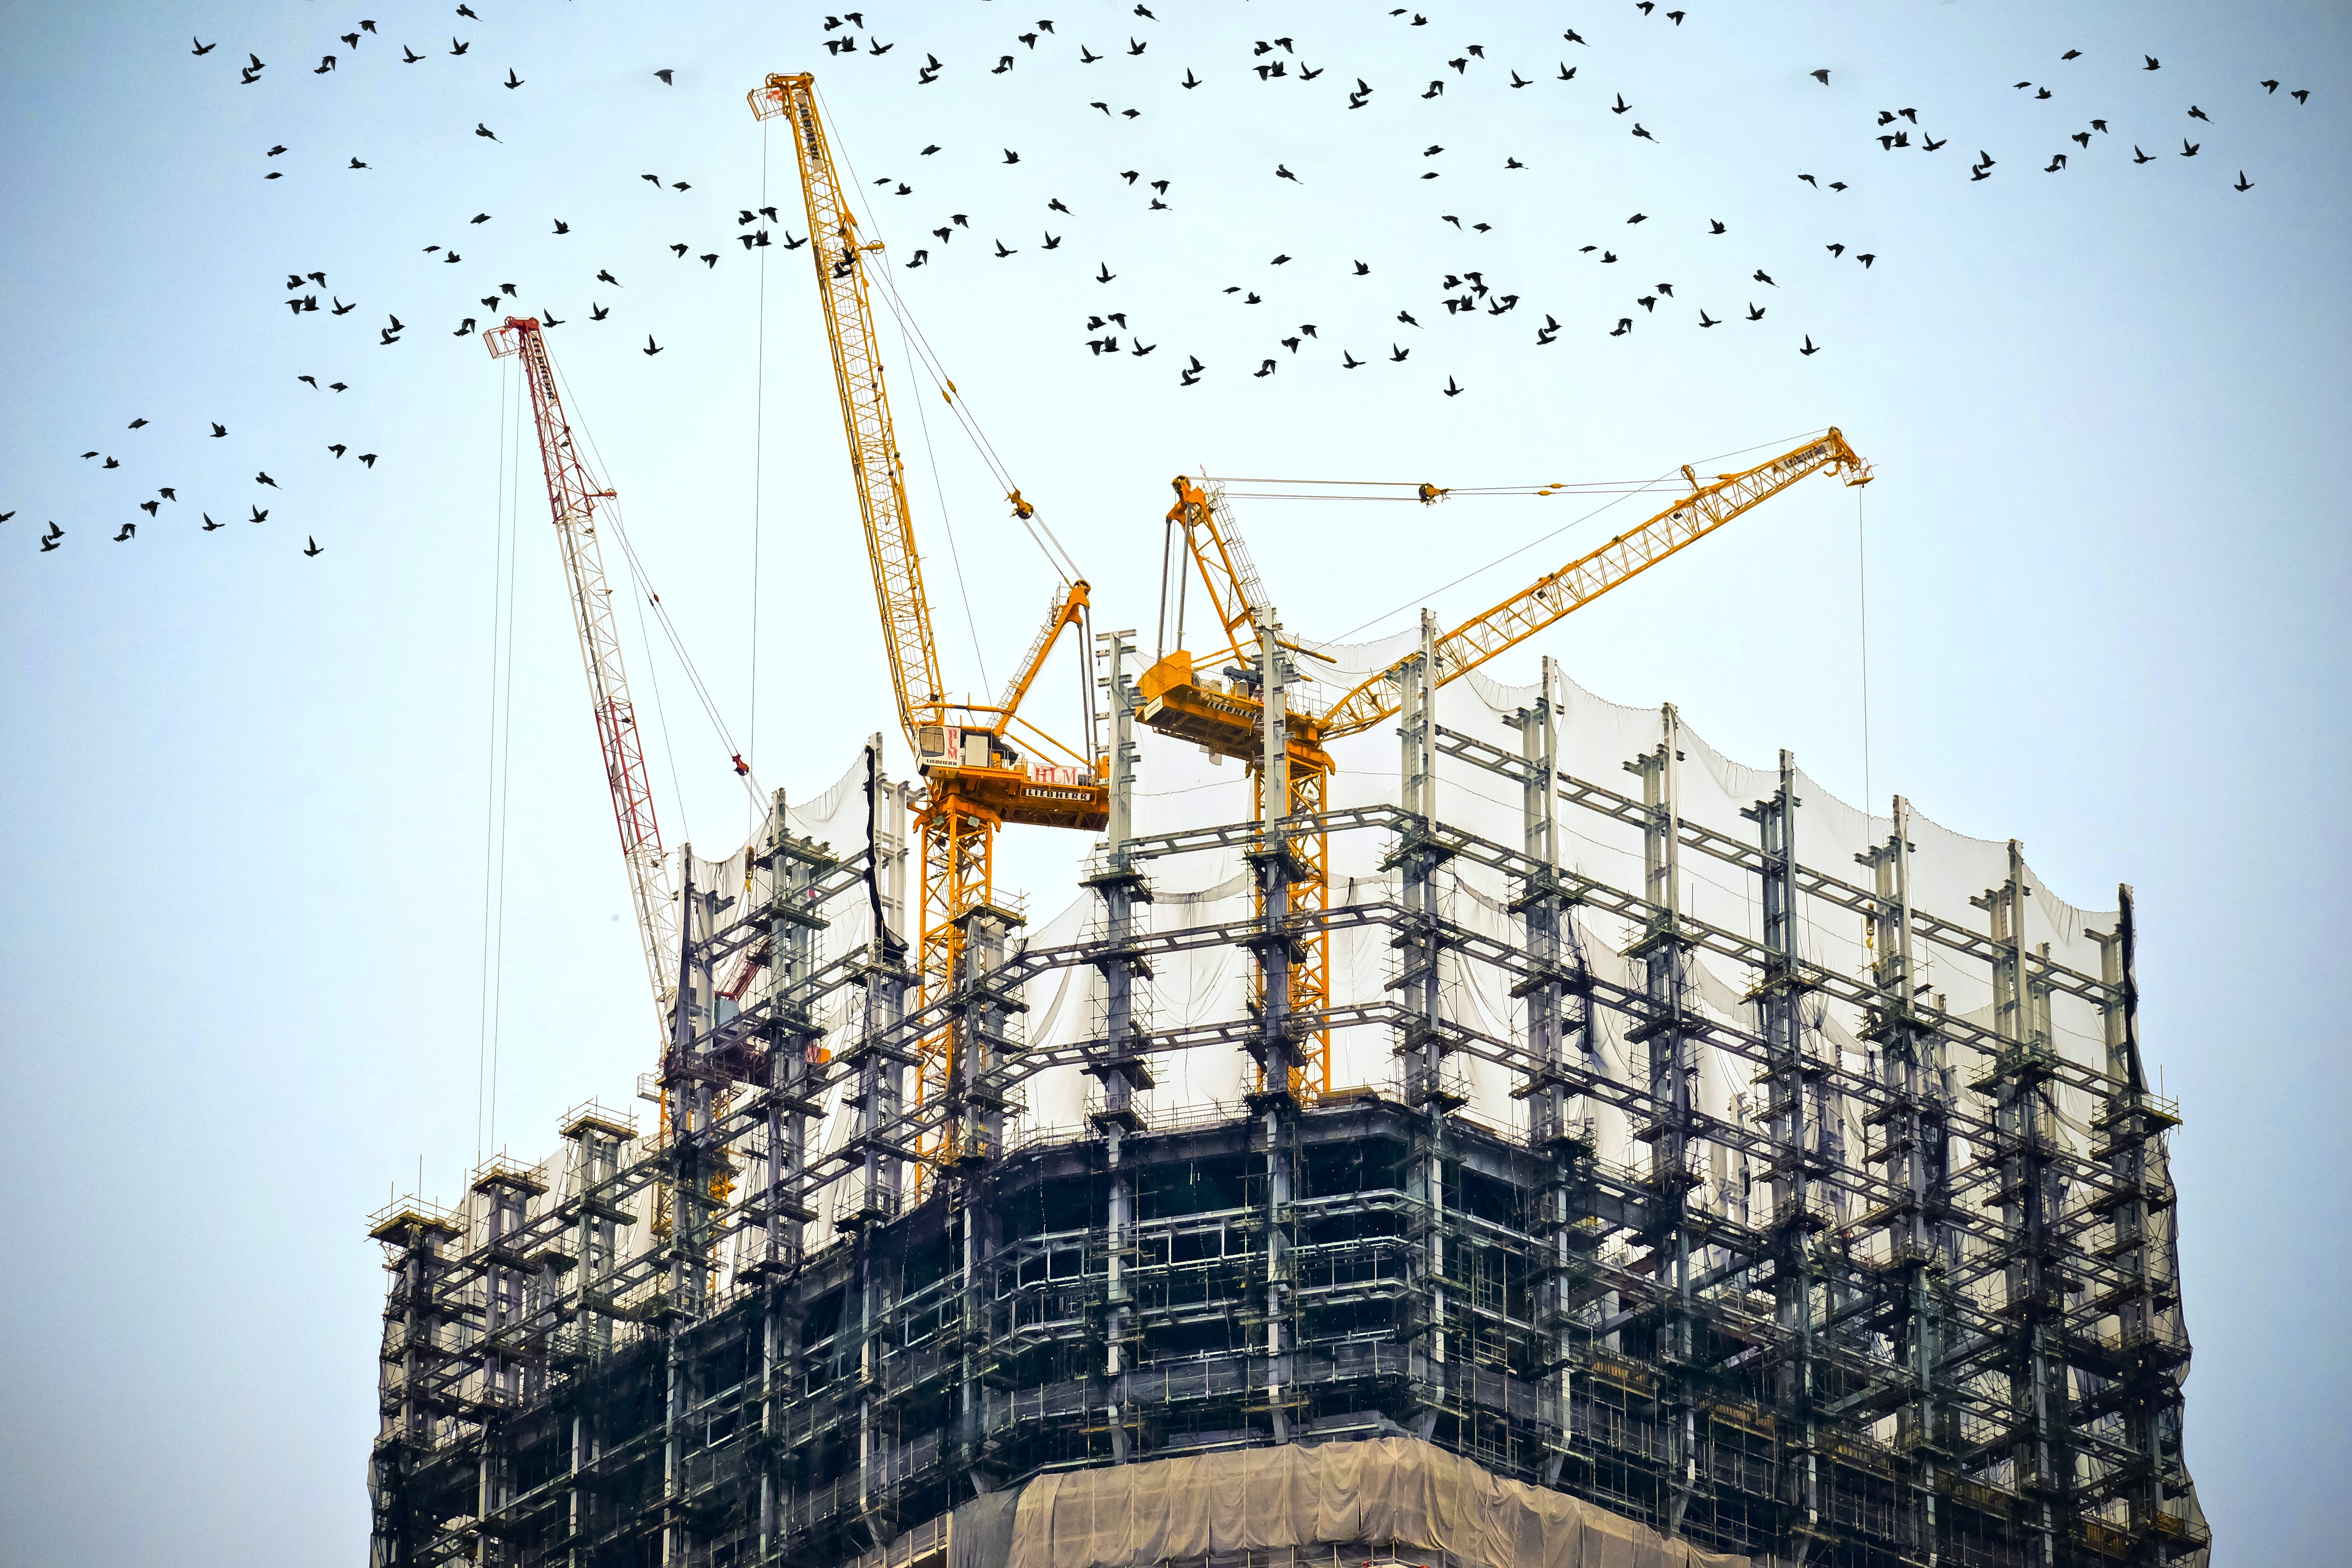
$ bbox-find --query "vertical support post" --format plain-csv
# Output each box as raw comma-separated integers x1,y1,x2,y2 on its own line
1089,629,1149,1462
1518,656,1584,1482
1629,707,1697,1534
1976,842,2061,1568
1253,619,1296,1443
1861,796,1946,1563
1744,751,1820,1552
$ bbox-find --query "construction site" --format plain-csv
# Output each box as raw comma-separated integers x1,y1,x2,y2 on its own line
366,77,2206,1568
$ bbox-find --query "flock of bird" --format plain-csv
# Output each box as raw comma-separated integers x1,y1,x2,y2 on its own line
12,4,2317,557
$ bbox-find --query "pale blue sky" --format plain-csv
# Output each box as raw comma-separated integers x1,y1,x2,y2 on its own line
3,2,2346,1561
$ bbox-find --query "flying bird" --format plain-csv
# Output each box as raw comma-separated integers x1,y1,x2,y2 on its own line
1754,270,1776,286
256,472,278,488
1800,336,1820,356
114,523,136,542
304,537,324,557
1443,376,1463,397
475,123,498,141
2144,56,2159,70
1097,262,1116,282
1810,69,1829,85
1745,303,1765,320
202,514,223,531
644,335,664,356
598,270,621,285
2188,105,2209,121
504,68,523,89
250,505,268,523
1342,351,1363,369
1353,260,1370,275
1389,343,1409,361
656,69,674,84
1275,164,1300,182
211,423,227,437
193,37,216,55
2181,139,2199,156
2234,170,2254,191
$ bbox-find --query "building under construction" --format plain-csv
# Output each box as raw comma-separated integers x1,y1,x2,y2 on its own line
366,72,2205,1568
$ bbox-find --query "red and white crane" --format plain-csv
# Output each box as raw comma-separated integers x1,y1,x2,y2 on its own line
482,316,679,1031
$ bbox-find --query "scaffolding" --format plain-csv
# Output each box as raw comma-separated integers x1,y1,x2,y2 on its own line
369,640,2203,1568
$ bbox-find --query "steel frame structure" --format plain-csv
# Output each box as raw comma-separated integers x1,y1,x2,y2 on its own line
371,657,2202,1568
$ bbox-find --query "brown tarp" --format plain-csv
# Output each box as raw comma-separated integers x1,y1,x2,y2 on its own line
1005,1438,1754,1568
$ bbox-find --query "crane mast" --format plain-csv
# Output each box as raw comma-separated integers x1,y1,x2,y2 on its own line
753,73,1107,1164
481,316,679,1034
1143,430,1873,1094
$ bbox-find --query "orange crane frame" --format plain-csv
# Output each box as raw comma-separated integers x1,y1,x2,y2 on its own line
1144,430,1874,1093
751,73,1108,1159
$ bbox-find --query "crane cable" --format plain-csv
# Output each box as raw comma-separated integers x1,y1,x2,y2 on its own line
1325,428,1833,642
549,358,769,812
815,82,1085,585
748,113,769,836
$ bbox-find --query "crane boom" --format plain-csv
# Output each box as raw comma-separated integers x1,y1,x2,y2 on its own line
482,316,679,1027
755,72,945,746
1318,428,1872,736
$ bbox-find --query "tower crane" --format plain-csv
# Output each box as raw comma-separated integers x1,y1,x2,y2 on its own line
481,315,679,1038
1145,430,1874,1094
749,72,1108,1158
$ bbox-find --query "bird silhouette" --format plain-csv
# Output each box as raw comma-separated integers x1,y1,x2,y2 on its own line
256,472,278,488
645,336,663,355
1442,376,1463,396
1632,124,1657,141
403,46,424,64
598,270,621,285
304,537,324,557
202,514,223,531
1800,336,1820,356
1754,270,1776,286
2188,105,2209,121
1389,343,1409,362
1342,351,1363,368
2131,145,2154,163
656,68,674,84
1799,174,1818,187
591,303,610,320
2181,139,2199,156
452,38,471,56
995,239,1017,257
504,68,523,89
1254,360,1275,378
1810,68,1829,84
358,454,377,469
1856,253,1875,268
139,500,159,516
210,423,227,437
1745,303,1765,321
193,37,215,55
1353,260,1371,275
475,123,498,141
1398,310,1420,326
1612,93,1630,114
2144,56,2160,70
114,523,136,542
1275,164,1300,182
102,456,119,469
250,505,268,523
1610,319,1631,337
329,443,347,458
1183,68,1200,89
2234,170,2254,191
1042,232,1062,250
1097,262,1116,283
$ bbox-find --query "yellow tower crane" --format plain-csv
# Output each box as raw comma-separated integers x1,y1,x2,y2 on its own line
749,72,1108,1161
1144,430,1874,1094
